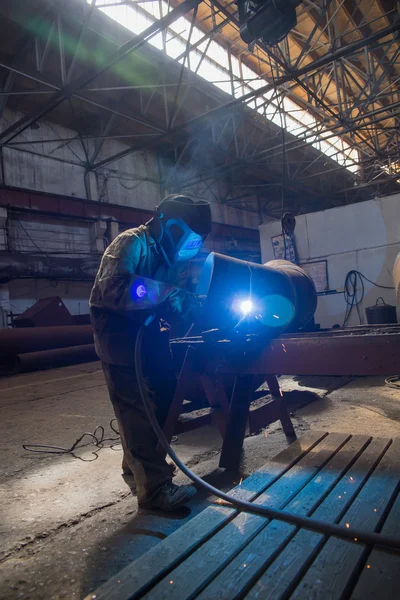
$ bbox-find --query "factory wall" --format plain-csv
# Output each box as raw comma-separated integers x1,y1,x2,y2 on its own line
0,107,260,327
1,108,259,230
259,193,400,328
0,208,96,325
7,212,93,255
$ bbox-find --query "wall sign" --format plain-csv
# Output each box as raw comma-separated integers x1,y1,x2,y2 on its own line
271,234,296,262
300,260,328,293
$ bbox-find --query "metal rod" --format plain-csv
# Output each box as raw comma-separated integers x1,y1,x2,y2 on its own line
66,0,97,83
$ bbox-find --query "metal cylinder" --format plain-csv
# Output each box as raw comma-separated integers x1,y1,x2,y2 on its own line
264,259,317,330
0,325,93,360
197,253,317,333
16,344,98,373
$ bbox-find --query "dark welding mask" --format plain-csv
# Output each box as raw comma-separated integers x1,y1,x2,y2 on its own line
150,195,212,266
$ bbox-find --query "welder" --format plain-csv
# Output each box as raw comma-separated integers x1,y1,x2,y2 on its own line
89,195,212,511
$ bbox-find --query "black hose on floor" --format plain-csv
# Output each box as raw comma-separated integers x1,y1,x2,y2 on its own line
135,322,400,551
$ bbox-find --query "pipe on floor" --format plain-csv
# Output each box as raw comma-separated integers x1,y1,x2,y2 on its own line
0,325,93,358
16,344,97,373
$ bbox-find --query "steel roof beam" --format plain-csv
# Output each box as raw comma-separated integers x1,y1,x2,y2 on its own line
91,18,400,170
0,0,202,145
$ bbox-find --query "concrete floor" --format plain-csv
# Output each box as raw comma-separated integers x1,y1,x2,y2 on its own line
0,362,399,600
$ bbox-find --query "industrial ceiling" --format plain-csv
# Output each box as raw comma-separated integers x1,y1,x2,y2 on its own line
0,0,399,218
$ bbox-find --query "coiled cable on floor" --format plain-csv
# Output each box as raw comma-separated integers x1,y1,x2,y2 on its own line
23,420,120,457
135,321,400,551
385,375,400,390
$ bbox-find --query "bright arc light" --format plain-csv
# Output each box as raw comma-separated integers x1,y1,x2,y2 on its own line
240,299,254,315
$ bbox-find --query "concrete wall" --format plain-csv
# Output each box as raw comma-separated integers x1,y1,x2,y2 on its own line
7,213,93,255
259,194,400,327
1,108,259,230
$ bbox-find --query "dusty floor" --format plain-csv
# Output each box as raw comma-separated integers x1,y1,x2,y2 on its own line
0,362,399,600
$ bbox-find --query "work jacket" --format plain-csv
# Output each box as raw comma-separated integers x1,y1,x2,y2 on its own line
89,225,187,366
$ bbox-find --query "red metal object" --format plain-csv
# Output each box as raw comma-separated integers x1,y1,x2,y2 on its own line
167,325,400,470
16,344,97,372
172,326,400,376
0,186,258,240
0,325,93,358
0,187,152,225
13,296,75,328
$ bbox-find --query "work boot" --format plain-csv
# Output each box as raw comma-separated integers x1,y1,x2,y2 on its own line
139,482,196,512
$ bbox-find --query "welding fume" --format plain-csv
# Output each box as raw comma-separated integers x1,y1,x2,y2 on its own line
90,193,317,513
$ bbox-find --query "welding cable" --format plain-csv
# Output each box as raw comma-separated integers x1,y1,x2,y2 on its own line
135,321,400,551
385,375,400,390
22,420,120,455
343,270,395,326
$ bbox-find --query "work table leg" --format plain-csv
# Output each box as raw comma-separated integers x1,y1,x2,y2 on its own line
265,375,297,441
219,374,254,471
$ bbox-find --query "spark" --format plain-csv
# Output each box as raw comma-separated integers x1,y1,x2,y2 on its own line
367,565,371,569
243,564,247,568
374,508,377,512
239,478,243,486
279,388,283,397
281,343,287,353
273,314,279,319
350,476,354,482
354,538,358,542
338,496,342,499
170,580,174,584
345,523,350,528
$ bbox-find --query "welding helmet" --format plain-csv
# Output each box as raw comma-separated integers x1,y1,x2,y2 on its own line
151,194,212,266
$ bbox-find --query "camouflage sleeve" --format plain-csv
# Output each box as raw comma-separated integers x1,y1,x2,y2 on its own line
90,231,178,313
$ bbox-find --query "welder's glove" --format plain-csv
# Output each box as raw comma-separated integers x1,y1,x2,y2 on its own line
167,289,202,323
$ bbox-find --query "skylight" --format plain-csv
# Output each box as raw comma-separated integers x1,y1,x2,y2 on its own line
92,0,359,173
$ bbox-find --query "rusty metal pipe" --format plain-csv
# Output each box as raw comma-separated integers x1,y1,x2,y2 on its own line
16,344,97,373
0,325,93,359
196,253,316,333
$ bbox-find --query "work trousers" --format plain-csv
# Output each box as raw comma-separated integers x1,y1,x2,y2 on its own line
101,321,176,503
